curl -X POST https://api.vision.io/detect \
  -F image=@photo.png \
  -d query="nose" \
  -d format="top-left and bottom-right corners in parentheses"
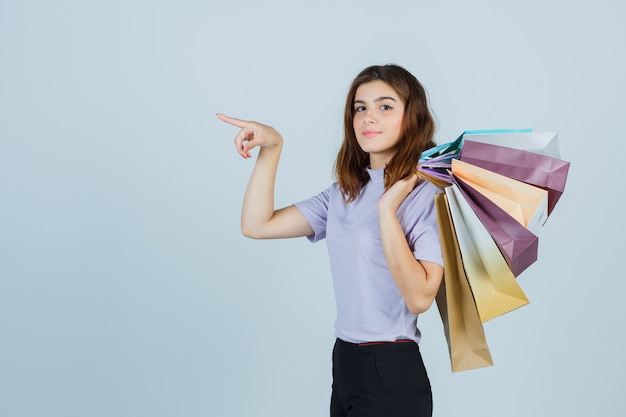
top-left (363, 110), bottom-right (376, 124)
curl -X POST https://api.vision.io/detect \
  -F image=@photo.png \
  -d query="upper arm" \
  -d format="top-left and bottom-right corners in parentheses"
top-left (409, 260), bottom-right (444, 314)
top-left (242, 205), bottom-right (314, 239)
top-left (419, 260), bottom-right (444, 294)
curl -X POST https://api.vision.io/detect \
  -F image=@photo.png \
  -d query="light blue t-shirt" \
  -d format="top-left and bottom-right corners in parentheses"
top-left (295, 168), bottom-right (443, 344)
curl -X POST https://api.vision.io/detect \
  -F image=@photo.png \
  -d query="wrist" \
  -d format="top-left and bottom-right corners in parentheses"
top-left (259, 137), bottom-right (283, 153)
top-left (378, 204), bottom-right (399, 219)
top-left (265, 134), bottom-right (284, 148)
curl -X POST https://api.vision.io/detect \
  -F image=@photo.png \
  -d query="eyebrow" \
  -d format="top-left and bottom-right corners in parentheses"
top-left (354, 96), bottom-right (397, 104)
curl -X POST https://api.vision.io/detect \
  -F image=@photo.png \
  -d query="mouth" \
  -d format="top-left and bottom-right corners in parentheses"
top-left (362, 130), bottom-right (381, 138)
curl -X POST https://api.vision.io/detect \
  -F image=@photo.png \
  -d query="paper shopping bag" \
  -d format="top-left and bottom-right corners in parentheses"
top-left (434, 193), bottom-right (493, 372)
top-left (451, 174), bottom-right (539, 277)
top-left (460, 140), bottom-right (570, 215)
top-left (462, 130), bottom-right (561, 158)
top-left (444, 184), bottom-right (529, 322)
top-left (451, 159), bottom-right (549, 235)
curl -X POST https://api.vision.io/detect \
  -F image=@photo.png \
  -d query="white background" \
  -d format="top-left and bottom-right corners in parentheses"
top-left (1, 1), bottom-right (624, 416)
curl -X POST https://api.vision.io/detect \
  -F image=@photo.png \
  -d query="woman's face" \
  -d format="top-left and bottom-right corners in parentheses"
top-left (352, 80), bottom-right (405, 170)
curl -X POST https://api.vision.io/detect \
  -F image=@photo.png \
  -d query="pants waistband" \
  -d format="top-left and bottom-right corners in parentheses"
top-left (334, 338), bottom-right (418, 354)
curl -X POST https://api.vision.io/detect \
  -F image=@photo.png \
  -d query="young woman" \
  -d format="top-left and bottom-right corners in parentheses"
top-left (217, 64), bottom-right (444, 417)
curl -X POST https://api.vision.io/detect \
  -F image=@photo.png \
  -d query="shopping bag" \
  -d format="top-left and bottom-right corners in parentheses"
top-left (451, 159), bottom-right (549, 235)
top-left (434, 193), bottom-right (493, 372)
top-left (460, 140), bottom-right (570, 215)
top-left (451, 174), bottom-right (538, 277)
top-left (462, 129), bottom-right (561, 158)
top-left (417, 134), bottom-right (464, 188)
top-left (444, 184), bottom-right (529, 322)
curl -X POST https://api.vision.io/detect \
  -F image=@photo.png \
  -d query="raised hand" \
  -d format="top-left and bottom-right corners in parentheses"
top-left (378, 174), bottom-right (419, 214)
top-left (216, 113), bottom-right (283, 159)
top-left (215, 113), bottom-right (312, 239)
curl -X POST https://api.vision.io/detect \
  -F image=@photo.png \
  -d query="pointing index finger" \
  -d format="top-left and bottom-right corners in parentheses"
top-left (216, 113), bottom-right (250, 129)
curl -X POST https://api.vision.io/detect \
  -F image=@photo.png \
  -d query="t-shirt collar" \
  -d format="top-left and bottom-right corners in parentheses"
top-left (366, 167), bottom-right (385, 183)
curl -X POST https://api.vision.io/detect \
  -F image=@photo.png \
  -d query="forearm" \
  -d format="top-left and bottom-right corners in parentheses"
top-left (241, 142), bottom-right (283, 237)
top-left (378, 210), bottom-right (440, 314)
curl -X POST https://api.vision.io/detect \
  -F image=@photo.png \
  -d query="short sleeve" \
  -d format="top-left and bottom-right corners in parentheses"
top-left (294, 185), bottom-right (333, 242)
top-left (398, 181), bottom-right (444, 267)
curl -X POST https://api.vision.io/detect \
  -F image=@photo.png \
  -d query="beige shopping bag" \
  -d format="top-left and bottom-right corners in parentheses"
top-left (451, 159), bottom-right (548, 235)
top-left (434, 193), bottom-right (493, 372)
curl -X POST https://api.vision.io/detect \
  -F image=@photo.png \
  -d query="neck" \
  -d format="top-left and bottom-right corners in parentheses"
top-left (369, 154), bottom-right (390, 170)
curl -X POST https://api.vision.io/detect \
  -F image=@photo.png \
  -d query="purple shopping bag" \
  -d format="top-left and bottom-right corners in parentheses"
top-left (460, 140), bottom-right (570, 215)
top-left (451, 175), bottom-right (539, 277)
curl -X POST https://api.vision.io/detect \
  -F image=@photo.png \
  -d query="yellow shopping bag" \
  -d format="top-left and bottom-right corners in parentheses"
top-left (444, 184), bottom-right (529, 322)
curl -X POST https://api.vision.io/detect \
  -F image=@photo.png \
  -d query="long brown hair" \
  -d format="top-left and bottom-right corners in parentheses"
top-left (334, 64), bottom-right (436, 202)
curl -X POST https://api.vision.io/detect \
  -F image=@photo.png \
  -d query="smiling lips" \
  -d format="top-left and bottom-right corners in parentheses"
top-left (362, 130), bottom-right (381, 138)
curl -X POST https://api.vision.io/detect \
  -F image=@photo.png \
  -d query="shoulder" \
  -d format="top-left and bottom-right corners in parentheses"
top-left (406, 179), bottom-right (442, 204)
top-left (319, 182), bottom-right (342, 200)
top-left (396, 179), bottom-right (442, 222)
top-left (295, 182), bottom-right (341, 209)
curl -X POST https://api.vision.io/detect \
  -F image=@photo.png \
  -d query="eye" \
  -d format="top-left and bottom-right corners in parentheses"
top-left (380, 104), bottom-right (393, 110)
top-left (354, 105), bottom-right (366, 112)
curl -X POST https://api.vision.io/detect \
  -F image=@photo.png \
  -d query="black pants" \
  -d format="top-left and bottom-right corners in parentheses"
top-left (330, 338), bottom-right (432, 417)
